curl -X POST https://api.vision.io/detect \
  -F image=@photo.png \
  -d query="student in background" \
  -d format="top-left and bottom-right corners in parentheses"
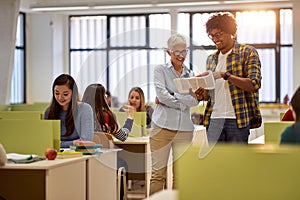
top-left (82, 83), bottom-right (134, 200)
top-left (44, 74), bottom-right (94, 148)
top-left (105, 90), bottom-right (112, 107)
top-left (82, 83), bottom-right (135, 141)
top-left (120, 87), bottom-right (154, 128)
top-left (280, 86), bottom-right (300, 144)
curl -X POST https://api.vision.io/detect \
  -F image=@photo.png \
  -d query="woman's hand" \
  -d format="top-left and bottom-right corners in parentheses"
top-left (122, 104), bottom-right (135, 119)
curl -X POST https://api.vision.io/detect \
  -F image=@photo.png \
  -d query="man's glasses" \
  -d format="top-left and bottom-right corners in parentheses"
top-left (170, 49), bottom-right (189, 56)
top-left (208, 31), bottom-right (224, 40)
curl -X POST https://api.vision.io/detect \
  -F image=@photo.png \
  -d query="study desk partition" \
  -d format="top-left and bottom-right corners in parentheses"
top-left (0, 150), bottom-right (118, 200)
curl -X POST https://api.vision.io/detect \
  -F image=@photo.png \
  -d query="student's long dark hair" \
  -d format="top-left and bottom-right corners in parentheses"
top-left (47, 74), bottom-right (79, 136)
top-left (82, 84), bottom-right (119, 134)
top-left (291, 86), bottom-right (300, 121)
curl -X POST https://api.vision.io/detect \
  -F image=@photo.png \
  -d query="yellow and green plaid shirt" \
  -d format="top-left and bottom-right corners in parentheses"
top-left (203, 42), bottom-right (262, 128)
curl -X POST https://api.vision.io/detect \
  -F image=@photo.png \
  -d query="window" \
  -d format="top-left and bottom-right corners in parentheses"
top-left (70, 14), bottom-right (171, 106)
top-left (70, 8), bottom-right (293, 104)
top-left (11, 13), bottom-right (26, 104)
top-left (180, 9), bottom-right (293, 103)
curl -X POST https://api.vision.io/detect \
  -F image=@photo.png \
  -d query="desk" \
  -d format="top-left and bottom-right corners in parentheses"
top-left (114, 137), bottom-right (150, 197)
top-left (0, 157), bottom-right (87, 200)
top-left (87, 149), bottom-right (118, 200)
top-left (0, 150), bottom-right (118, 200)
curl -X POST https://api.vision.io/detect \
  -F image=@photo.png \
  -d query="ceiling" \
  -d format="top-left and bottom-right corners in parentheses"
top-left (20, 0), bottom-right (292, 14)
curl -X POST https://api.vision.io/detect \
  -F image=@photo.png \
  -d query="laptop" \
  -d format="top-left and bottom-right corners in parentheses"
top-left (114, 112), bottom-right (146, 137)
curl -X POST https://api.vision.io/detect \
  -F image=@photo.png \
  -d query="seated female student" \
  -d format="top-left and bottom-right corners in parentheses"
top-left (280, 86), bottom-right (300, 144)
top-left (120, 87), bottom-right (154, 129)
top-left (82, 83), bottom-right (135, 141)
top-left (44, 74), bottom-right (94, 148)
top-left (82, 83), bottom-right (134, 200)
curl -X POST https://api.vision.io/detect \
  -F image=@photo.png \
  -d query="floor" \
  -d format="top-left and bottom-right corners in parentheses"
top-left (127, 180), bottom-right (147, 200)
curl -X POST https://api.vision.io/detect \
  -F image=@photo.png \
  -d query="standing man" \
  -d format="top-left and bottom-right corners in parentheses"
top-left (150, 33), bottom-right (201, 195)
top-left (197, 12), bottom-right (262, 144)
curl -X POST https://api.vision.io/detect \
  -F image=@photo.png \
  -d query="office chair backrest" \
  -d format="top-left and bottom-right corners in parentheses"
top-left (93, 132), bottom-right (114, 149)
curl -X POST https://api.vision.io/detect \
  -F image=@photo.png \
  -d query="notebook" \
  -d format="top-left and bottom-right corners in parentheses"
top-left (114, 112), bottom-right (146, 137)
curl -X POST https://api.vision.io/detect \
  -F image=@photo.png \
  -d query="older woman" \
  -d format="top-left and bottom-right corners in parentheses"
top-left (149, 33), bottom-right (201, 195)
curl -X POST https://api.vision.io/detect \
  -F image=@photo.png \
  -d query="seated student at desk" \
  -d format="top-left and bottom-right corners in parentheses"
top-left (82, 83), bottom-right (135, 141)
top-left (82, 83), bottom-right (135, 200)
top-left (119, 87), bottom-right (154, 129)
top-left (44, 74), bottom-right (94, 148)
top-left (280, 86), bottom-right (300, 144)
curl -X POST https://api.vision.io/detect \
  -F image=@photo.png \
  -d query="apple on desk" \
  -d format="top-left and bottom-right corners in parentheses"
top-left (45, 148), bottom-right (57, 160)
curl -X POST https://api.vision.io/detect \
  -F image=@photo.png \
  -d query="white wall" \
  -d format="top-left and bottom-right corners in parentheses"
top-left (26, 13), bottom-right (68, 103)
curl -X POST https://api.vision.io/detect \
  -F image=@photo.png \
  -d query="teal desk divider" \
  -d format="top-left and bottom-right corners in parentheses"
top-left (0, 119), bottom-right (60, 156)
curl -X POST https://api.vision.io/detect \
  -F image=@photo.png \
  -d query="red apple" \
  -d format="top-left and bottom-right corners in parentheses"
top-left (45, 148), bottom-right (57, 160)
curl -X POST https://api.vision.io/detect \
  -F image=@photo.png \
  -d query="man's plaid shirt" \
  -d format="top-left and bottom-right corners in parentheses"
top-left (203, 42), bottom-right (262, 129)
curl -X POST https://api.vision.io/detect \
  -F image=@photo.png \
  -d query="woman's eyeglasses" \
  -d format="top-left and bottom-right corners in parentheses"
top-left (170, 49), bottom-right (189, 56)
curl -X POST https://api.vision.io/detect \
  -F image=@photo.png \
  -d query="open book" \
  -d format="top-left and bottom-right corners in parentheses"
top-left (173, 71), bottom-right (215, 93)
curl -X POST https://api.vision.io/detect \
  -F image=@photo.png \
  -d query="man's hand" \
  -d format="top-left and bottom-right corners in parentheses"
top-left (194, 87), bottom-right (209, 101)
top-left (212, 72), bottom-right (224, 79)
top-left (190, 88), bottom-right (204, 101)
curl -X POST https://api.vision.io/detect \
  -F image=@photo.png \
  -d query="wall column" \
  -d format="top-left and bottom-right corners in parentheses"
top-left (0, 0), bottom-right (20, 104)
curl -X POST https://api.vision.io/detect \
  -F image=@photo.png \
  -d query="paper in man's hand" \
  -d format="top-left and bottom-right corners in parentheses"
top-left (173, 71), bottom-right (215, 93)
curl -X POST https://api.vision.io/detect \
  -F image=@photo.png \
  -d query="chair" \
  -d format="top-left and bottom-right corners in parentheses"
top-left (93, 132), bottom-right (114, 149)
top-left (93, 132), bottom-right (128, 200)
top-left (117, 167), bottom-right (128, 200)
